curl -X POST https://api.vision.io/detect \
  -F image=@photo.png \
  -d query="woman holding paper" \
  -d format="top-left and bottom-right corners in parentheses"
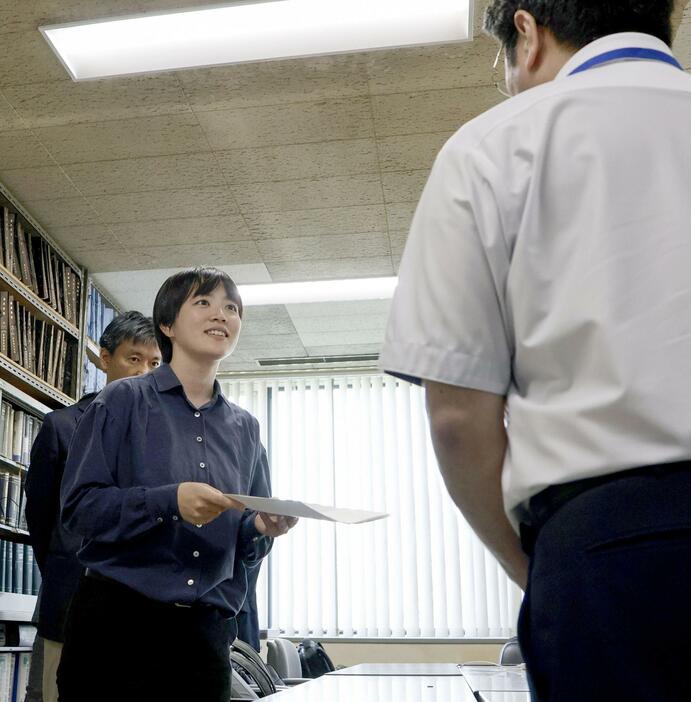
top-left (58, 267), bottom-right (297, 702)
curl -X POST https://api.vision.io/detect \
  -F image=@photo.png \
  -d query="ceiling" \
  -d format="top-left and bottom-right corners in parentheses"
top-left (0, 0), bottom-right (689, 373)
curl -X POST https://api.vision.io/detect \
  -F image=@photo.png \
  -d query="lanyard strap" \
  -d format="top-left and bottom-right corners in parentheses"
top-left (569, 47), bottom-right (683, 76)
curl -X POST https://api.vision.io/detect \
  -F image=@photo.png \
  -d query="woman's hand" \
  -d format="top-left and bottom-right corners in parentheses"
top-left (254, 512), bottom-right (298, 537)
top-left (177, 482), bottom-right (243, 525)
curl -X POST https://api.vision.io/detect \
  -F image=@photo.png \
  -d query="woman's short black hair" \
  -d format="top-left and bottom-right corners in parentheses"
top-left (99, 310), bottom-right (157, 354)
top-left (153, 266), bottom-right (243, 363)
top-left (484, 1), bottom-right (674, 62)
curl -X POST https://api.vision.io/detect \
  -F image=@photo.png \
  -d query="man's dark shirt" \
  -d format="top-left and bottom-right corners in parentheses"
top-left (60, 364), bottom-right (273, 617)
top-left (25, 392), bottom-right (97, 641)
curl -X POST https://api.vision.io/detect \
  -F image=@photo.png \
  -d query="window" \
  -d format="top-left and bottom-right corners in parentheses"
top-left (222, 373), bottom-right (522, 639)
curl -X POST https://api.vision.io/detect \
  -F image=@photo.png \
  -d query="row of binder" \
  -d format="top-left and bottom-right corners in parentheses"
top-left (0, 472), bottom-right (27, 533)
top-left (0, 292), bottom-right (75, 393)
top-left (85, 284), bottom-right (116, 346)
top-left (0, 650), bottom-right (31, 702)
top-left (83, 284), bottom-right (115, 394)
top-left (0, 542), bottom-right (37, 597)
top-left (0, 405), bottom-right (40, 470)
top-left (0, 207), bottom-right (80, 328)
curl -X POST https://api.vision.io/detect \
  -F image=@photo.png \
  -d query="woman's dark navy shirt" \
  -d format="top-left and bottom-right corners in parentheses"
top-left (60, 364), bottom-right (272, 617)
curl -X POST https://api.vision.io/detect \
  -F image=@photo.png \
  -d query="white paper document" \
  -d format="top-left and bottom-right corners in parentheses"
top-left (226, 494), bottom-right (388, 524)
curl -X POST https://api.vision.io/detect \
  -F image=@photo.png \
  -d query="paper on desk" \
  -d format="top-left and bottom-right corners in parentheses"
top-left (225, 494), bottom-right (388, 524)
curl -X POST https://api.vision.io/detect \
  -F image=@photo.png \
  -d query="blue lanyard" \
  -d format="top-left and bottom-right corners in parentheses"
top-left (569, 47), bottom-right (683, 76)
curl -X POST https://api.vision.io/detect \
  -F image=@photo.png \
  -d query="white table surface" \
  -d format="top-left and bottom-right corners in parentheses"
top-left (329, 663), bottom-right (463, 676)
top-left (261, 673), bottom-right (477, 701)
top-left (460, 665), bottom-right (530, 692)
top-left (478, 692), bottom-right (532, 702)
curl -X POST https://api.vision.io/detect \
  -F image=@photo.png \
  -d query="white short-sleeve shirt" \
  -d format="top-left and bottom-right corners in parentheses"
top-left (380, 33), bottom-right (691, 526)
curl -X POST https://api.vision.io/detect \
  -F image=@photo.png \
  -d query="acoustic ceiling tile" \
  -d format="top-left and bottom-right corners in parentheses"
top-left (0, 129), bottom-right (55, 169)
top-left (0, 165), bottom-right (81, 200)
top-left (63, 153), bottom-right (226, 196)
top-left (377, 132), bottom-right (449, 173)
top-left (25, 196), bottom-right (101, 228)
top-left (1, 74), bottom-right (192, 129)
top-left (0, 30), bottom-right (68, 87)
top-left (257, 231), bottom-right (390, 263)
top-left (216, 138), bottom-right (379, 185)
top-left (179, 53), bottom-right (369, 112)
top-left (244, 205), bottom-right (387, 240)
top-left (34, 113), bottom-right (211, 164)
top-left (104, 215), bottom-right (252, 248)
top-left (195, 97), bottom-right (374, 150)
top-left (381, 170), bottom-right (430, 204)
top-left (88, 186), bottom-right (239, 223)
top-left (266, 256), bottom-right (394, 282)
top-left (366, 36), bottom-right (498, 95)
top-left (372, 86), bottom-right (500, 137)
top-left (233, 174), bottom-right (383, 214)
top-left (385, 202), bottom-right (417, 231)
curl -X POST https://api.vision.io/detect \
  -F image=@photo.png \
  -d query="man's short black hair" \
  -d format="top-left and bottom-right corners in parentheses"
top-left (484, 1), bottom-right (674, 61)
top-left (99, 310), bottom-right (157, 354)
top-left (153, 266), bottom-right (243, 364)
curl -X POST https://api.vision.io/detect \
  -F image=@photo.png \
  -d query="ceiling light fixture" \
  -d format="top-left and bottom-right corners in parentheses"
top-left (40, 0), bottom-right (473, 81)
top-left (238, 276), bottom-right (398, 306)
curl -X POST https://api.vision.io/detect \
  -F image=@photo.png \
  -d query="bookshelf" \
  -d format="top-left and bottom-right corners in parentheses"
top-left (82, 281), bottom-right (120, 395)
top-left (84, 337), bottom-right (100, 369)
top-left (0, 613), bottom-right (35, 700)
top-left (0, 183), bottom-right (84, 410)
top-left (0, 180), bottom-right (82, 641)
top-left (0, 594), bottom-right (36, 625)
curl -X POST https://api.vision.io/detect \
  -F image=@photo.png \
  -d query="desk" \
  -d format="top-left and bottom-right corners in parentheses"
top-left (461, 665), bottom-right (530, 693)
top-left (329, 663), bottom-right (462, 676)
top-left (478, 693), bottom-right (531, 702)
top-left (262, 674), bottom-right (477, 701)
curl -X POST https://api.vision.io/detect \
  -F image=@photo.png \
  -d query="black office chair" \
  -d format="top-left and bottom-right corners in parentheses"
top-left (499, 637), bottom-right (524, 665)
top-left (231, 638), bottom-right (305, 698)
top-left (230, 649), bottom-right (276, 698)
top-left (266, 638), bottom-right (311, 685)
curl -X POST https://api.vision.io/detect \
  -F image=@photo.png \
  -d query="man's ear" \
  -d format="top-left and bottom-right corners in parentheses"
top-left (99, 348), bottom-right (111, 372)
top-left (159, 323), bottom-right (173, 339)
top-left (514, 9), bottom-right (543, 72)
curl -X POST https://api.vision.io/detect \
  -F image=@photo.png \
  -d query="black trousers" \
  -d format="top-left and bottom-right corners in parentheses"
top-left (57, 574), bottom-right (237, 702)
top-left (518, 463), bottom-right (691, 702)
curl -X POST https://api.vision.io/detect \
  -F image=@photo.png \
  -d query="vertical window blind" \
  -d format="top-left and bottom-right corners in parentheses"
top-left (222, 374), bottom-right (522, 639)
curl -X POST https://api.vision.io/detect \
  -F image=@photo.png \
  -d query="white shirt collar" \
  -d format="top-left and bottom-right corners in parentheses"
top-left (556, 32), bottom-right (674, 80)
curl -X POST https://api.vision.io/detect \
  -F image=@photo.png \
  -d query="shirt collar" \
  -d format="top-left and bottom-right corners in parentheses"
top-left (556, 32), bottom-right (674, 80)
top-left (152, 363), bottom-right (181, 392)
top-left (76, 392), bottom-right (99, 412)
top-left (152, 363), bottom-right (223, 407)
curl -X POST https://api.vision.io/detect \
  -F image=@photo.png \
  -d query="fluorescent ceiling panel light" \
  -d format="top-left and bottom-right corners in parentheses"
top-left (40, 0), bottom-right (473, 81)
top-left (238, 277), bottom-right (398, 306)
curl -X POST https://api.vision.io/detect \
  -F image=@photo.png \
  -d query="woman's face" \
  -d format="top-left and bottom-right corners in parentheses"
top-left (163, 283), bottom-right (242, 363)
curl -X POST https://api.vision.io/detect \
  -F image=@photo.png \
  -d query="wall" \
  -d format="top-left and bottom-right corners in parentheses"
top-left (260, 641), bottom-right (504, 668)
top-left (322, 642), bottom-right (503, 667)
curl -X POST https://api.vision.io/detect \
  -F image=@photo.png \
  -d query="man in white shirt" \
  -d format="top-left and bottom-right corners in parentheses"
top-left (380, 1), bottom-right (691, 699)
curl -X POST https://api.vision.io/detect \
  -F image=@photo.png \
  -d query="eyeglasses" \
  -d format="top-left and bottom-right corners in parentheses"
top-left (492, 44), bottom-right (512, 99)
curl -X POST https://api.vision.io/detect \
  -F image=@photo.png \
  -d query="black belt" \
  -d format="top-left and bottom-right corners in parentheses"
top-left (84, 567), bottom-right (114, 584)
top-left (84, 568), bottom-right (202, 610)
top-left (520, 460), bottom-right (691, 555)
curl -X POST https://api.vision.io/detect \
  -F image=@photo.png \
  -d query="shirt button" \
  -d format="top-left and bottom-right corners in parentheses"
top-left (193, 551), bottom-right (200, 558)
top-left (187, 579), bottom-right (194, 586)
top-left (194, 411), bottom-right (201, 418)
top-left (156, 517), bottom-right (163, 523)
top-left (172, 515), bottom-right (179, 521)
top-left (196, 436), bottom-right (203, 442)
top-left (199, 462), bottom-right (206, 469)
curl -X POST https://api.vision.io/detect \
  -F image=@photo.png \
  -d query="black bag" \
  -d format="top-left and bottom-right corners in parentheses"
top-left (297, 638), bottom-right (336, 678)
